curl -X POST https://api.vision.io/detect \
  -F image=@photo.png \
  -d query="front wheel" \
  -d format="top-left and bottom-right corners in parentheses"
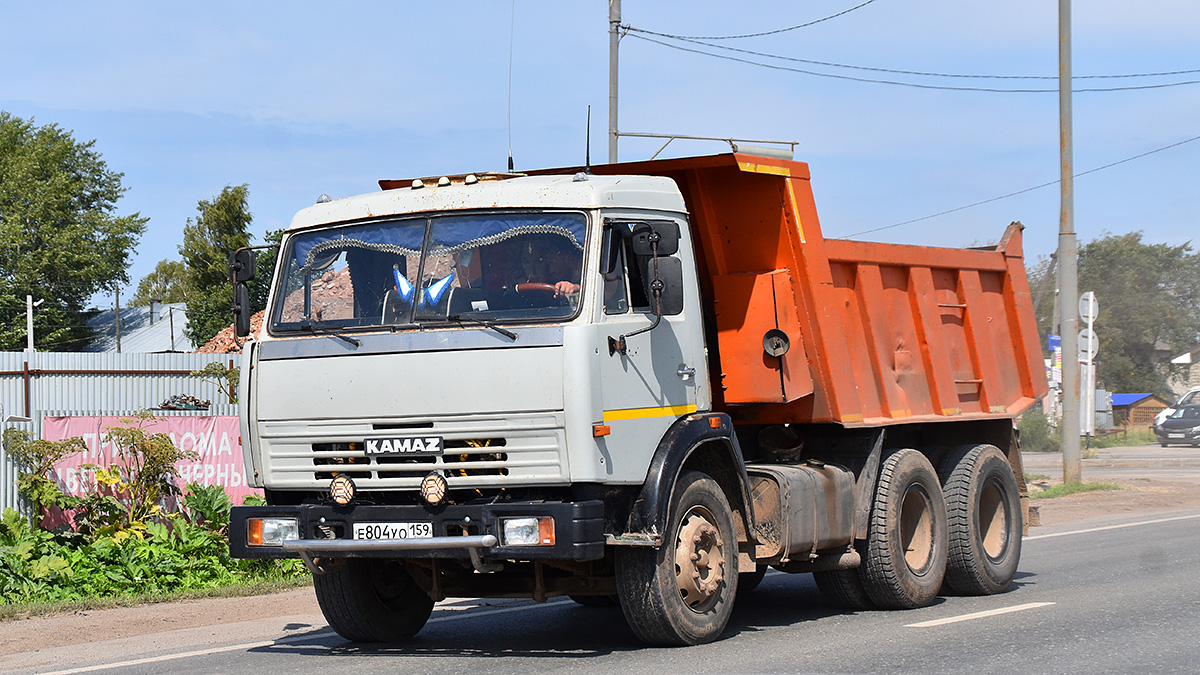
top-left (313, 559), bottom-right (434, 642)
top-left (616, 471), bottom-right (739, 646)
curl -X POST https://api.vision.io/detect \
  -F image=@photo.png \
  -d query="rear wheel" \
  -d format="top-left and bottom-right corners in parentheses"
top-left (859, 449), bottom-right (948, 609)
top-left (737, 564), bottom-right (768, 596)
top-left (313, 559), bottom-right (434, 642)
top-left (616, 471), bottom-right (739, 646)
top-left (812, 563), bottom-right (875, 610)
top-left (939, 444), bottom-right (1023, 595)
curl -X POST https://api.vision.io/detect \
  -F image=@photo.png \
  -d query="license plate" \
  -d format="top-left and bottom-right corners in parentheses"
top-left (1168, 433), bottom-right (1186, 438)
top-left (365, 436), bottom-right (444, 455)
top-left (353, 522), bottom-right (434, 540)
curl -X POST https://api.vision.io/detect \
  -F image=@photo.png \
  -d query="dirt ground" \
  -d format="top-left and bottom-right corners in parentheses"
top-left (3, 475), bottom-right (1200, 658)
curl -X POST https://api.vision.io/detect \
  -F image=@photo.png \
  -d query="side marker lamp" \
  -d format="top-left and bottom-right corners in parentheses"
top-left (501, 517), bottom-right (555, 546)
top-left (247, 517), bottom-right (299, 547)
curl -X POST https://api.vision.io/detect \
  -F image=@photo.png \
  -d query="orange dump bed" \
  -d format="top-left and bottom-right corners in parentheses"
top-left (587, 153), bottom-right (1048, 427)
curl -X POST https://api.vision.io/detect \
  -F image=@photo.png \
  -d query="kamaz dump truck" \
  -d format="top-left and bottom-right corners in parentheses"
top-left (228, 152), bottom-right (1047, 646)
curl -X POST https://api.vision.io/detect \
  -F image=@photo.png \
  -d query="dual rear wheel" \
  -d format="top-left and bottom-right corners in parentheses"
top-left (817, 444), bottom-right (1022, 610)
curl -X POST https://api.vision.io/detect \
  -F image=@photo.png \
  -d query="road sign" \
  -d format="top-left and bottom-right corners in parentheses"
top-left (1078, 327), bottom-right (1098, 360)
top-left (1079, 291), bottom-right (1098, 322)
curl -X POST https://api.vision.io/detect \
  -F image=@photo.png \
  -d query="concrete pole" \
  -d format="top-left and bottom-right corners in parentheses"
top-left (608, 0), bottom-right (620, 163)
top-left (25, 295), bottom-right (34, 352)
top-left (1058, 0), bottom-right (1082, 483)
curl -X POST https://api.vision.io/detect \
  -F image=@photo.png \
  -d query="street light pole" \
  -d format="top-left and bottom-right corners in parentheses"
top-left (1058, 0), bottom-right (1082, 483)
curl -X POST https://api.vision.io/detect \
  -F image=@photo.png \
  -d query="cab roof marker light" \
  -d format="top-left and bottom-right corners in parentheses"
top-left (465, 174), bottom-right (479, 185)
top-left (438, 176), bottom-right (451, 187)
top-left (411, 179), bottom-right (425, 190)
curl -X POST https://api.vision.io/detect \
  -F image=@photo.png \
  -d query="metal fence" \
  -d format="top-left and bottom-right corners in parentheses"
top-left (0, 351), bottom-right (241, 514)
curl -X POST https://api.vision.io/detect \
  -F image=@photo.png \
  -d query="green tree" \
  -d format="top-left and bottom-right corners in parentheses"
top-left (131, 259), bottom-right (187, 305)
top-left (0, 112), bottom-right (147, 350)
top-left (1029, 231), bottom-right (1200, 396)
top-left (180, 185), bottom-right (252, 346)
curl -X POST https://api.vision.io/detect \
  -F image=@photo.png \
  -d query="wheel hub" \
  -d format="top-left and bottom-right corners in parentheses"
top-left (674, 508), bottom-right (725, 608)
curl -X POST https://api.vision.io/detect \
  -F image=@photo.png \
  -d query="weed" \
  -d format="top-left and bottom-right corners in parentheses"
top-left (1029, 481), bottom-right (1123, 499)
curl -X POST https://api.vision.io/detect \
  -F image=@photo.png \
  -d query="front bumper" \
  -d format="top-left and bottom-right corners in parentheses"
top-left (1155, 427), bottom-right (1200, 443)
top-left (229, 500), bottom-right (605, 561)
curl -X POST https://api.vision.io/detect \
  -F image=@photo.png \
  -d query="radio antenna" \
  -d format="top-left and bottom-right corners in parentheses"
top-left (585, 105), bottom-right (592, 172)
top-left (507, 0), bottom-right (516, 172)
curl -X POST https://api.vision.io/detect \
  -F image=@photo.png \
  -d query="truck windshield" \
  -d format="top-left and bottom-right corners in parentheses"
top-left (271, 212), bottom-right (587, 332)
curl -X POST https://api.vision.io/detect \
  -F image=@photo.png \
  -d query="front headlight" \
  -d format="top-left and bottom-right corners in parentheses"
top-left (247, 517), bottom-right (299, 546)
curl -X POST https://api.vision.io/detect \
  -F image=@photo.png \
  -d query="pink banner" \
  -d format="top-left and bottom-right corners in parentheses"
top-left (42, 415), bottom-right (261, 503)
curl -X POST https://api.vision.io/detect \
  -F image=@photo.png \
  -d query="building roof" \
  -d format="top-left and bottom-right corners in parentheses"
top-left (85, 302), bottom-right (194, 353)
top-left (1111, 393), bottom-right (1166, 407)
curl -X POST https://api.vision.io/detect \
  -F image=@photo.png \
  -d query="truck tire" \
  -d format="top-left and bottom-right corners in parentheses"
top-left (812, 561), bottom-right (875, 610)
top-left (615, 471), bottom-right (739, 646)
top-left (313, 559), bottom-right (434, 642)
top-left (938, 443), bottom-right (1023, 595)
top-left (737, 564), bottom-right (768, 596)
top-left (859, 449), bottom-right (948, 609)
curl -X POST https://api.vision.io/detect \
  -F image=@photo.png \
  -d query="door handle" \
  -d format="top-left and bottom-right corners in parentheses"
top-left (677, 365), bottom-right (695, 381)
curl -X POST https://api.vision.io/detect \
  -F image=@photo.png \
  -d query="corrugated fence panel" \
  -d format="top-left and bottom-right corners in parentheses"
top-left (0, 351), bottom-right (242, 514)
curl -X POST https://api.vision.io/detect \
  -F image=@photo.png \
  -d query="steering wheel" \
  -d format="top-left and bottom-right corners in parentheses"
top-left (514, 282), bottom-right (559, 294)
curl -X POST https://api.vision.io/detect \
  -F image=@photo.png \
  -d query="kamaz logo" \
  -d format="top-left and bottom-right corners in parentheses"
top-left (365, 437), bottom-right (444, 455)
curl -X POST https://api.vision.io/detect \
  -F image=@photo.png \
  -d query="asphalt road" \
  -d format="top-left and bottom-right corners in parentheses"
top-left (6, 508), bottom-right (1200, 675)
top-left (1022, 443), bottom-right (1200, 483)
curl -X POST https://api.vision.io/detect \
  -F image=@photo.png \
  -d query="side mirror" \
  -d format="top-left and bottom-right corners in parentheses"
top-left (629, 221), bottom-right (680, 257)
top-left (233, 282), bottom-right (253, 337)
top-left (230, 248), bottom-right (257, 283)
top-left (643, 256), bottom-right (684, 315)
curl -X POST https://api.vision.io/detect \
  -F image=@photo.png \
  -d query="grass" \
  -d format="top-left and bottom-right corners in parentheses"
top-left (1029, 480), bottom-right (1123, 500)
top-left (0, 577), bottom-right (313, 622)
top-left (1086, 429), bottom-right (1157, 449)
top-left (1024, 472), bottom-right (1052, 482)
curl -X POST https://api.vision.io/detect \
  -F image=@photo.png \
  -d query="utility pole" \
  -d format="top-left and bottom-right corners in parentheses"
top-left (608, 0), bottom-right (620, 163)
top-left (25, 295), bottom-right (43, 352)
top-left (1058, 0), bottom-right (1082, 483)
top-left (114, 285), bottom-right (123, 354)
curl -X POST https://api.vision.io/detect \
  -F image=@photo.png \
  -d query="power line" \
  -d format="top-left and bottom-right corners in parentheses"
top-left (845, 133), bottom-right (1200, 238)
top-left (627, 34), bottom-right (1200, 93)
top-left (634, 32), bottom-right (1200, 82)
top-left (626, 0), bottom-right (882, 40)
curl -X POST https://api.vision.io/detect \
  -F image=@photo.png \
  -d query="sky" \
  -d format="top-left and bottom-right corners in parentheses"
top-left (1, 1), bottom-right (1197, 310)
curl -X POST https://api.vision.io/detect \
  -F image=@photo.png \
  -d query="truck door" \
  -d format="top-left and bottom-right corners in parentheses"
top-left (596, 218), bottom-right (708, 483)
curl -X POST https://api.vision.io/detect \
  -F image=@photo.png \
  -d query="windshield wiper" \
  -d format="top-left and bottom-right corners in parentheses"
top-left (300, 322), bottom-right (362, 347)
top-left (447, 314), bottom-right (518, 341)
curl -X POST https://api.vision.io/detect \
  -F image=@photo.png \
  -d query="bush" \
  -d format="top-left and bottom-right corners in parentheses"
top-left (1018, 408), bottom-right (1060, 453)
top-left (0, 410), bottom-right (306, 607)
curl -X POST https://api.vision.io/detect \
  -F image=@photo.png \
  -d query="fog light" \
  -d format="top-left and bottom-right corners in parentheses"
top-left (330, 475), bottom-right (356, 505)
top-left (420, 472), bottom-right (449, 506)
top-left (247, 517), bottom-right (299, 547)
top-left (501, 517), bottom-right (555, 546)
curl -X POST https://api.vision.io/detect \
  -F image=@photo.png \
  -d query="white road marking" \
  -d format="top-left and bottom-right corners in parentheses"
top-left (31, 632), bottom-right (326, 675)
top-left (33, 599), bottom-right (572, 674)
top-left (1025, 512), bottom-right (1200, 541)
top-left (905, 602), bottom-right (1055, 628)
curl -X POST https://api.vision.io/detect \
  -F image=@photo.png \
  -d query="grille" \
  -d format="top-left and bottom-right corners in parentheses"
top-left (258, 415), bottom-right (569, 488)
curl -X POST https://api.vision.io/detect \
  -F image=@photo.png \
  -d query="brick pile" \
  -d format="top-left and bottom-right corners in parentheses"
top-left (197, 310), bottom-right (265, 354)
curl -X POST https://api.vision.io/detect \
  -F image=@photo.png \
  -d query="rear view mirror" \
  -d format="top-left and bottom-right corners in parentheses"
top-left (643, 256), bottom-right (684, 316)
top-left (230, 248), bottom-right (257, 283)
top-left (233, 283), bottom-right (252, 337)
top-left (629, 221), bottom-right (680, 257)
